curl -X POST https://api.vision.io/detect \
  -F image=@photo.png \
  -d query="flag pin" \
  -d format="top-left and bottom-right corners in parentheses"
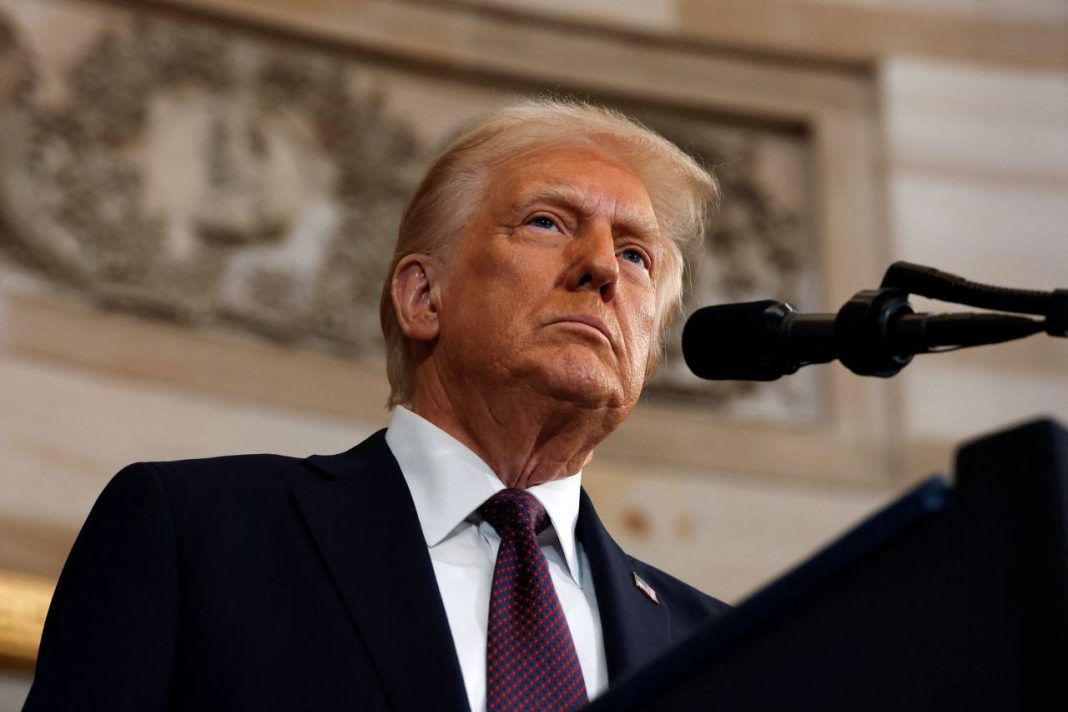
top-left (632, 572), bottom-right (660, 605)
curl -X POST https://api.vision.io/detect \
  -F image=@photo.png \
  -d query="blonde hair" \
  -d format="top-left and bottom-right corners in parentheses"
top-left (380, 98), bottom-right (719, 408)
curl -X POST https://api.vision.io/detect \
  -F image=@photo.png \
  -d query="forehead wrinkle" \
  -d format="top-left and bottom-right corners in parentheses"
top-left (512, 183), bottom-right (661, 240)
top-left (511, 183), bottom-right (596, 216)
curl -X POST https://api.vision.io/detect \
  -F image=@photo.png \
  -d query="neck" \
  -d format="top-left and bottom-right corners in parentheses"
top-left (410, 374), bottom-right (624, 490)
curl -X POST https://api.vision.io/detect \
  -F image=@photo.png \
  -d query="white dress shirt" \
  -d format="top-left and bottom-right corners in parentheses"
top-left (385, 406), bottom-right (608, 711)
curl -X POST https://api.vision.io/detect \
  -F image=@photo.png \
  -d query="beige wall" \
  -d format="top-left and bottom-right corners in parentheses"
top-left (1, 0), bottom-right (1065, 703)
top-left (883, 58), bottom-right (1068, 446)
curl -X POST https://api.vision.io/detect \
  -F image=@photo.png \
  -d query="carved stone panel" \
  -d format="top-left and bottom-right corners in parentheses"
top-left (0, 0), bottom-right (819, 423)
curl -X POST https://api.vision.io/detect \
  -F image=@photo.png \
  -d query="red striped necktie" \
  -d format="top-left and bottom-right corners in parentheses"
top-left (479, 488), bottom-right (589, 712)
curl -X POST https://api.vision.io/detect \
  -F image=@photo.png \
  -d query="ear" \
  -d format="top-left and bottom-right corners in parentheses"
top-left (391, 254), bottom-right (441, 343)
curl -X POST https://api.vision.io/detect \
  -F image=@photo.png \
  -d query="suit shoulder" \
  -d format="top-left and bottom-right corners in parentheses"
top-left (104, 452), bottom-right (345, 530)
top-left (101, 432), bottom-right (389, 521)
top-left (141, 452), bottom-right (308, 479)
top-left (130, 452), bottom-right (311, 496)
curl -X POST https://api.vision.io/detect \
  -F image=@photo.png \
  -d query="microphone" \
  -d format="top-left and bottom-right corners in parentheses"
top-left (682, 298), bottom-right (1047, 381)
top-left (682, 301), bottom-right (834, 381)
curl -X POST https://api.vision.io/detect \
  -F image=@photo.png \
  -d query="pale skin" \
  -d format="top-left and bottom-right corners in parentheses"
top-left (391, 144), bottom-right (670, 490)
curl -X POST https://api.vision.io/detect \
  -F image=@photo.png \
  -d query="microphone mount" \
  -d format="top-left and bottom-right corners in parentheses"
top-left (683, 261), bottom-right (1065, 381)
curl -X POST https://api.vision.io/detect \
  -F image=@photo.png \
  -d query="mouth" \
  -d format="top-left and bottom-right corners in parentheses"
top-left (551, 315), bottom-right (615, 346)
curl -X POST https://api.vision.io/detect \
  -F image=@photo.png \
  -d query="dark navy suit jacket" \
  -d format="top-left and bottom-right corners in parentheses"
top-left (25, 430), bottom-right (728, 711)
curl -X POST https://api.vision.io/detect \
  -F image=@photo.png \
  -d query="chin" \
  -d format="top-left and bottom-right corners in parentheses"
top-left (515, 346), bottom-right (632, 410)
top-left (535, 367), bottom-right (624, 410)
top-left (551, 385), bottom-right (618, 410)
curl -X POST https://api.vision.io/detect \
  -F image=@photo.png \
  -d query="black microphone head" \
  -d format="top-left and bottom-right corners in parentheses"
top-left (682, 300), bottom-right (798, 381)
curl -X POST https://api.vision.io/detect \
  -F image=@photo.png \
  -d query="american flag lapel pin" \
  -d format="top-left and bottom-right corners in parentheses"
top-left (632, 571), bottom-right (660, 605)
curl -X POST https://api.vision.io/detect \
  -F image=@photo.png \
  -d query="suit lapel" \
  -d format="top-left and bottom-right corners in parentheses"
top-left (577, 489), bottom-right (672, 682)
top-left (291, 431), bottom-right (469, 712)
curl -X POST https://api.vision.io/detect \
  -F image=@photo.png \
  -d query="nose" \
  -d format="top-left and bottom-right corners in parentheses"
top-left (565, 222), bottom-right (618, 301)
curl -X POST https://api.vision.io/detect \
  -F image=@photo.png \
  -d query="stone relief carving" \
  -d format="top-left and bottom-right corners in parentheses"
top-left (0, 9), bottom-right (423, 358)
top-left (0, 3), bottom-right (816, 418)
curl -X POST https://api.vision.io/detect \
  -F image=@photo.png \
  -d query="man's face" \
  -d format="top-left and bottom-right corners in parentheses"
top-left (433, 143), bottom-right (666, 416)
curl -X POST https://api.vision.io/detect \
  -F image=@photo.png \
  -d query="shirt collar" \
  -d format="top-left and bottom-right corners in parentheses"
top-left (385, 406), bottom-right (585, 585)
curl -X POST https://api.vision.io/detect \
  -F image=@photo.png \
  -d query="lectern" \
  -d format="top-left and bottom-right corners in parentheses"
top-left (591, 418), bottom-right (1068, 711)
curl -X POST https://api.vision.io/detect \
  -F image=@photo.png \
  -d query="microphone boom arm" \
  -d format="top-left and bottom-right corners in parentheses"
top-left (881, 261), bottom-right (1067, 337)
top-left (681, 261), bottom-right (1065, 382)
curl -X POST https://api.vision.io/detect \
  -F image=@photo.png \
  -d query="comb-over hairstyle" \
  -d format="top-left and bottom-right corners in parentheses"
top-left (379, 98), bottom-right (719, 408)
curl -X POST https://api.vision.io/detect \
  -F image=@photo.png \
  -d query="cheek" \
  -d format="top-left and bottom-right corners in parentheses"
top-left (624, 300), bottom-right (659, 371)
top-left (448, 253), bottom-right (541, 335)
top-left (482, 246), bottom-right (557, 314)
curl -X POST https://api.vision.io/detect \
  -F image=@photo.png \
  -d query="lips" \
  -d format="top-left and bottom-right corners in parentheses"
top-left (551, 314), bottom-right (615, 346)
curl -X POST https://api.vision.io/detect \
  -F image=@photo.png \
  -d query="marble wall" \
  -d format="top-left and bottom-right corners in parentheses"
top-left (1, 0), bottom-right (1065, 703)
top-left (883, 57), bottom-right (1068, 445)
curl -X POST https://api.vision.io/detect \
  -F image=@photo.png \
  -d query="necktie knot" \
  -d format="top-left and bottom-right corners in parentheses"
top-left (478, 488), bottom-right (550, 537)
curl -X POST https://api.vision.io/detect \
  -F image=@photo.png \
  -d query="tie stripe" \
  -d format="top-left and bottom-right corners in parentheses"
top-left (480, 489), bottom-right (588, 712)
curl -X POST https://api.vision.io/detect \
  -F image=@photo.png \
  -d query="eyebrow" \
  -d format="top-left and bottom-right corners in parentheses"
top-left (511, 184), bottom-right (662, 243)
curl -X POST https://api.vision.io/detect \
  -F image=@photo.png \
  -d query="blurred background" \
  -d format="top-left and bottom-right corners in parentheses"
top-left (0, 0), bottom-right (1065, 705)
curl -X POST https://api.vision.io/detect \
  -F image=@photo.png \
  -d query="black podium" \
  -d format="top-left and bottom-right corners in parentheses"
top-left (591, 418), bottom-right (1068, 711)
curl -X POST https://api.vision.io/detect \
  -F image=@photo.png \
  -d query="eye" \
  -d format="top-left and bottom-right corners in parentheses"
top-left (619, 247), bottom-right (650, 270)
top-left (527, 215), bottom-right (559, 231)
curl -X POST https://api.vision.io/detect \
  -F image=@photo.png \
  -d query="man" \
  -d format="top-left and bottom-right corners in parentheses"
top-left (25, 99), bottom-right (729, 711)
